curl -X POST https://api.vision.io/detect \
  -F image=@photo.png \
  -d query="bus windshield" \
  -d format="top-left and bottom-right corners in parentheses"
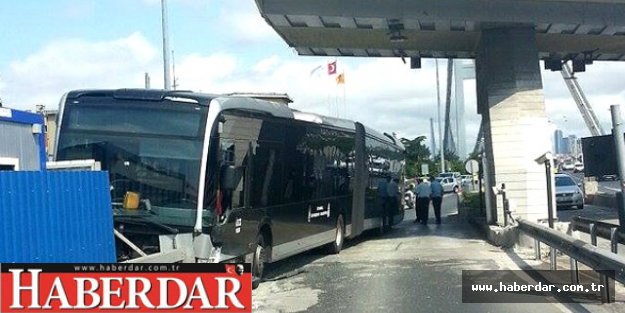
top-left (56, 99), bottom-right (209, 212)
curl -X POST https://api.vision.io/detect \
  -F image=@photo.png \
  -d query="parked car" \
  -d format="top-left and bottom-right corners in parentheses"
top-left (573, 162), bottom-right (584, 173)
top-left (439, 172), bottom-right (461, 180)
top-left (561, 162), bottom-right (575, 171)
top-left (460, 174), bottom-right (473, 185)
top-left (555, 173), bottom-right (584, 210)
top-left (435, 177), bottom-right (461, 193)
top-left (597, 174), bottom-right (618, 181)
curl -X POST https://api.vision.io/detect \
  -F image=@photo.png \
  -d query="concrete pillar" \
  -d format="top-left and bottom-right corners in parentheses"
top-left (453, 60), bottom-right (475, 159)
top-left (476, 27), bottom-right (553, 223)
top-left (453, 61), bottom-right (466, 159)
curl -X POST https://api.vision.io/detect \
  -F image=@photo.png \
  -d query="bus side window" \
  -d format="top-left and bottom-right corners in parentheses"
top-left (251, 143), bottom-right (282, 207)
top-left (219, 139), bottom-right (248, 209)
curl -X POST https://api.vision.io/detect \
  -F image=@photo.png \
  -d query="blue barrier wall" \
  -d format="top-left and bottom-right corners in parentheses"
top-left (0, 171), bottom-right (115, 262)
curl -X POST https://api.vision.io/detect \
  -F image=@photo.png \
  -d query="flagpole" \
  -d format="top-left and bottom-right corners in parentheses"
top-left (343, 71), bottom-right (346, 118)
top-left (334, 88), bottom-right (337, 117)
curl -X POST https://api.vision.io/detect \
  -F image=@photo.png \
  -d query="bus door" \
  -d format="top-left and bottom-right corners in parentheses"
top-left (215, 113), bottom-right (265, 260)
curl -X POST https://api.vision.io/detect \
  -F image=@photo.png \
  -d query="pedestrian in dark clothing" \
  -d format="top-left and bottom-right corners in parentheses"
top-left (386, 176), bottom-right (399, 230)
top-left (413, 178), bottom-right (422, 222)
top-left (414, 178), bottom-right (431, 224)
top-left (377, 176), bottom-right (389, 226)
top-left (429, 176), bottom-right (444, 224)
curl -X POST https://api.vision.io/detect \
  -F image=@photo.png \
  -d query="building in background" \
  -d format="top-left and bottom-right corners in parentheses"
top-left (567, 134), bottom-right (578, 156)
top-left (451, 60), bottom-right (475, 159)
top-left (561, 138), bottom-right (570, 156)
top-left (554, 129), bottom-right (563, 154)
top-left (0, 107), bottom-right (46, 170)
top-left (573, 138), bottom-right (583, 160)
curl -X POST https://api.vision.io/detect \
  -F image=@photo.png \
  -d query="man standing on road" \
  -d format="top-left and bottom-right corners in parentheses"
top-left (430, 176), bottom-right (444, 225)
top-left (386, 176), bottom-right (400, 230)
top-left (414, 178), bottom-right (431, 224)
top-left (413, 178), bottom-right (422, 222)
top-left (377, 175), bottom-right (389, 227)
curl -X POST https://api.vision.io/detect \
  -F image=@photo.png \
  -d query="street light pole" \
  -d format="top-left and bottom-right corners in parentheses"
top-left (161, 0), bottom-right (171, 90)
top-left (610, 105), bottom-right (625, 231)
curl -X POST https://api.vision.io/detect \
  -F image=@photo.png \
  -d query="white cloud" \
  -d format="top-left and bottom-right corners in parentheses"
top-left (3, 27), bottom-right (624, 159)
top-left (3, 32), bottom-right (160, 109)
top-left (253, 55), bottom-right (281, 74)
top-left (216, 2), bottom-right (283, 45)
top-left (173, 55), bottom-right (471, 148)
top-left (226, 12), bottom-right (279, 44)
top-left (175, 53), bottom-right (237, 91)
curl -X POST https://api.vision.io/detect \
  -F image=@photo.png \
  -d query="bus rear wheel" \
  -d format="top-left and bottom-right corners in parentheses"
top-left (326, 215), bottom-right (344, 254)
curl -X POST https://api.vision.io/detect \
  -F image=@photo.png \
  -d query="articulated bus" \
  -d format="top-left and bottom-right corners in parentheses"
top-left (54, 89), bottom-right (405, 281)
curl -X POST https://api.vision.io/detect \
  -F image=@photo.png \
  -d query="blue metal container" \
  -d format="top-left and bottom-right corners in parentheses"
top-left (0, 171), bottom-right (115, 262)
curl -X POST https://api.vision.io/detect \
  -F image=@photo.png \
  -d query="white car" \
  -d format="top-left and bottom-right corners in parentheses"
top-left (555, 173), bottom-right (584, 210)
top-left (460, 174), bottom-right (473, 185)
top-left (573, 162), bottom-right (584, 173)
top-left (435, 177), bottom-right (460, 193)
top-left (561, 162), bottom-right (575, 171)
top-left (439, 172), bottom-right (461, 180)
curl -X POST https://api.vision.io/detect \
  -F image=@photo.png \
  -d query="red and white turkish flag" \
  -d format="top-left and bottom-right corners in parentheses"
top-left (327, 61), bottom-right (337, 75)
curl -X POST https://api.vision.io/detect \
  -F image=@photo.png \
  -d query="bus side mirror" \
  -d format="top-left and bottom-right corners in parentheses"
top-left (221, 165), bottom-right (237, 190)
top-left (218, 115), bottom-right (225, 134)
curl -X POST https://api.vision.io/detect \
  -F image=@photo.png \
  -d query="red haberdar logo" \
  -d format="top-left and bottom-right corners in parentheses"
top-left (0, 264), bottom-right (252, 313)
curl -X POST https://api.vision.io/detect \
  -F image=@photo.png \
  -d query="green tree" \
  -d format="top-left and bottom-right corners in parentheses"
top-left (400, 136), bottom-right (432, 177)
top-left (431, 151), bottom-right (468, 175)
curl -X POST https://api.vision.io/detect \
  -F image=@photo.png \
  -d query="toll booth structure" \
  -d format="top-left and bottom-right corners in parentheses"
top-left (0, 107), bottom-right (46, 171)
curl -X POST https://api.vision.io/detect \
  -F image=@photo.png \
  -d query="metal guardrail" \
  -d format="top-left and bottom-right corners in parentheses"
top-left (570, 216), bottom-right (625, 252)
top-left (516, 217), bottom-right (625, 303)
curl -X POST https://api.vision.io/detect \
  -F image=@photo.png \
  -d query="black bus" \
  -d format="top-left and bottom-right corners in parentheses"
top-left (55, 89), bottom-right (405, 280)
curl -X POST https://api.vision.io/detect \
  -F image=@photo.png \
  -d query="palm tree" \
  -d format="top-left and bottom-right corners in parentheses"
top-left (400, 136), bottom-right (431, 177)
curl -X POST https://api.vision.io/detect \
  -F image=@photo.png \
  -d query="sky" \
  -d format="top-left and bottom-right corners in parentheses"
top-left (1, 0), bottom-right (625, 158)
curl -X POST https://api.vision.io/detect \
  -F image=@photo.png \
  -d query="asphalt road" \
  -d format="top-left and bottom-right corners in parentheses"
top-left (251, 195), bottom-right (579, 313)
top-left (556, 203), bottom-right (621, 225)
top-left (558, 171), bottom-right (621, 224)
top-left (566, 171), bottom-right (621, 194)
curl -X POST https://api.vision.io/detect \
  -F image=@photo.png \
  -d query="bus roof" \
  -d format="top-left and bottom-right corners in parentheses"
top-left (64, 88), bottom-right (404, 150)
top-left (291, 110), bottom-right (355, 131)
top-left (65, 89), bottom-right (218, 104)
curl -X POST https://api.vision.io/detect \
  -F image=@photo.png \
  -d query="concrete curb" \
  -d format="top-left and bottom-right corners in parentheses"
top-left (467, 215), bottom-right (518, 248)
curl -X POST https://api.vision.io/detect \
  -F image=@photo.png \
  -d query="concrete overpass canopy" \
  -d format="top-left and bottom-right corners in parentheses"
top-left (255, 0), bottom-right (625, 224)
top-left (256, 0), bottom-right (625, 61)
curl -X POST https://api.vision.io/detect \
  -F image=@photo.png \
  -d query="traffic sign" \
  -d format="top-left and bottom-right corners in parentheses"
top-left (421, 163), bottom-right (429, 175)
top-left (465, 159), bottom-right (479, 174)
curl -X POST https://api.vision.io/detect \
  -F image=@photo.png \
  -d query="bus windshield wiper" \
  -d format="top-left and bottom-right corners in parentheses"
top-left (114, 199), bottom-right (179, 234)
